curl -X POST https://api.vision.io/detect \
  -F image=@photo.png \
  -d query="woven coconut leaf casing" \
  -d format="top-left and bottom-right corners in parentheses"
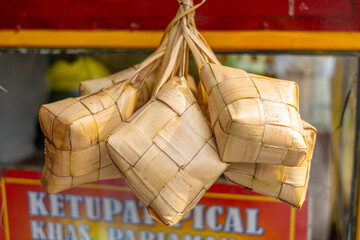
top-left (224, 121), bottom-right (316, 209)
top-left (40, 82), bottom-right (137, 193)
top-left (106, 77), bottom-right (228, 226)
top-left (200, 63), bottom-right (307, 167)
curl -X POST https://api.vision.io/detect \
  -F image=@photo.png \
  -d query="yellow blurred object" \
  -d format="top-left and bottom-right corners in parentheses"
top-left (47, 56), bottom-right (110, 92)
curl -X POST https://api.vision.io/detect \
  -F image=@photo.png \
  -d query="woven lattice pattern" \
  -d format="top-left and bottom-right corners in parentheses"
top-left (201, 63), bottom-right (307, 166)
top-left (106, 77), bottom-right (228, 226)
top-left (40, 83), bottom-right (137, 193)
top-left (224, 121), bottom-right (316, 208)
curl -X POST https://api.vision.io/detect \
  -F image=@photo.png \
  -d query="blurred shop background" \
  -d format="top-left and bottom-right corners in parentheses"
top-left (0, 52), bottom-right (357, 240)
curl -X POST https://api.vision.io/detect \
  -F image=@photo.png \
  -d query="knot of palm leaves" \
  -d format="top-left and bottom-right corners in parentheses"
top-left (178, 0), bottom-right (194, 8)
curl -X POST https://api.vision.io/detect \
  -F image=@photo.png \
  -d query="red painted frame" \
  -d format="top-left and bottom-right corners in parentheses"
top-left (1, 0), bottom-right (359, 31)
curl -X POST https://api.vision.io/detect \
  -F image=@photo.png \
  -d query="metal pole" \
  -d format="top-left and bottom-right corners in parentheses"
top-left (347, 57), bottom-right (360, 240)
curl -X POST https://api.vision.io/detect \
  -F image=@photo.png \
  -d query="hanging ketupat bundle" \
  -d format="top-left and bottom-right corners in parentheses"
top-left (195, 67), bottom-right (314, 208)
top-left (106, 1), bottom-right (228, 226)
top-left (181, 25), bottom-right (308, 167)
top-left (224, 121), bottom-right (316, 209)
top-left (106, 76), bottom-right (228, 226)
top-left (38, 0), bottom-right (315, 222)
top-left (40, 83), bottom-right (136, 193)
top-left (40, 42), bottom-right (168, 194)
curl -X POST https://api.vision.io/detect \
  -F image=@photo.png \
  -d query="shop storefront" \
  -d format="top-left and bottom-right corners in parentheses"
top-left (0, 0), bottom-right (359, 239)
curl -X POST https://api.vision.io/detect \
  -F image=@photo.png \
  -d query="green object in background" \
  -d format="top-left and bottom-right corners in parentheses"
top-left (47, 56), bottom-right (110, 92)
top-left (224, 54), bottom-right (268, 74)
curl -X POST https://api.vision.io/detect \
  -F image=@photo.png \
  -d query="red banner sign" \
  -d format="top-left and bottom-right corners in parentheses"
top-left (0, 170), bottom-right (307, 240)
